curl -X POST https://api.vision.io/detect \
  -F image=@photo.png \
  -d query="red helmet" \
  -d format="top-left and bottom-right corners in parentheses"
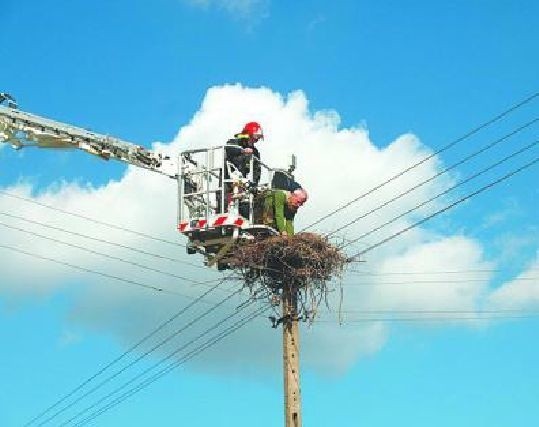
top-left (242, 122), bottom-right (264, 141)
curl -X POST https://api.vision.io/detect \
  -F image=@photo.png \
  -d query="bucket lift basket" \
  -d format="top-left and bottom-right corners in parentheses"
top-left (178, 145), bottom-right (295, 270)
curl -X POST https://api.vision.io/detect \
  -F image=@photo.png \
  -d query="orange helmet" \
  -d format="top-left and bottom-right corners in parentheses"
top-left (242, 122), bottom-right (264, 141)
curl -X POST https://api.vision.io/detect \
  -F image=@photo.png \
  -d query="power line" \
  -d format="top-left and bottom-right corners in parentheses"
top-left (0, 243), bottom-right (229, 299)
top-left (2, 204), bottom-right (239, 424)
top-left (342, 139), bottom-right (539, 251)
top-left (0, 221), bottom-right (218, 287)
top-left (24, 278), bottom-right (227, 426)
top-left (0, 211), bottom-right (209, 270)
top-left (301, 91), bottom-right (539, 231)
top-left (62, 304), bottom-right (268, 426)
top-left (318, 309), bottom-right (539, 314)
top-left (0, 243), bottom-right (166, 293)
top-left (340, 277), bottom-right (538, 286)
top-left (326, 118), bottom-right (539, 238)
top-left (346, 268), bottom-right (534, 276)
top-left (0, 190), bottom-right (187, 248)
top-left (72, 305), bottom-right (268, 427)
top-left (348, 154), bottom-right (539, 260)
top-left (37, 287), bottom-right (245, 426)
top-left (315, 314), bottom-right (539, 323)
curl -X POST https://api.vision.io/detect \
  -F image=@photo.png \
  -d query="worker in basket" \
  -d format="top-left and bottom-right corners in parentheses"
top-left (222, 121), bottom-right (264, 215)
top-left (263, 185), bottom-right (308, 236)
top-left (225, 121), bottom-right (263, 184)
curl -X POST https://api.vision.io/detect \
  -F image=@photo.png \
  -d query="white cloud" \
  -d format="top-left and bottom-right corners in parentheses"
top-left (486, 257), bottom-right (539, 310)
top-left (307, 15), bottom-right (326, 33)
top-left (492, 229), bottom-right (539, 266)
top-left (356, 237), bottom-right (492, 313)
top-left (185, 0), bottom-right (270, 21)
top-left (0, 84), bottom-right (535, 378)
top-left (481, 198), bottom-right (521, 229)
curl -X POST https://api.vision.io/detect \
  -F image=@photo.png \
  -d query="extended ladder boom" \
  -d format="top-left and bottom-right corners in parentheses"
top-left (0, 94), bottom-right (301, 272)
top-left (0, 103), bottom-right (176, 178)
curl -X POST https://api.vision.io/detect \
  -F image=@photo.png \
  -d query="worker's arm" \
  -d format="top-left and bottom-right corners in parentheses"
top-left (273, 190), bottom-right (287, 233)
top-left (225, 140), bottom-right (242, 161)
top-left (285, 218), bottom-right (294, 236)
top-left (225, 139), bottom-right (253, 176)
top-left (226, 137), bottom-right (252, 155)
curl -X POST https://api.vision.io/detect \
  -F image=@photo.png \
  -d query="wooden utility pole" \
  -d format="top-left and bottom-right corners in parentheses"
top-left (282, 283), bottom-right (302, 427)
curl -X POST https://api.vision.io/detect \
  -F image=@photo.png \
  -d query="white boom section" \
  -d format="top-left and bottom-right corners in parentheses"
top-left (0, 105), bottom-right (176, 178)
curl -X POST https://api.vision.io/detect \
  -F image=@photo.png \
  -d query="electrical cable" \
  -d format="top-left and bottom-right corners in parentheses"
top-left (24, 278), bottom-right (228, 426)
top-left (0, 211), bottom-right (209, 270)
top-left (301, 91), bottom-right (539, 232)
top-left (72, 305), bottom-right (268, 427)
top-left (0, 243), bottom-right (166, 293)
top-left (0, 190), bottom-right (187, 247)
top-left (346, 268), bottom-right (535, 276)
top-left (61, 303), bottom-right (267, 426)
top-left (0, 221), bottom-right (220, 287)
top-left (0, 211), bottom-right (280, 281)
top-left (318, 309), bottom-right (539, 314)
top-left (0, 243), bottom-right (231, 299)
top-left (340, 277), bottom-right (538, 286)
top-left (326, 118), bottom-right (539, 238)
top-left (314, 314), bottom-right (539, 324)
top-left (348, 154), bottom-right (539, 261)
top-left (341, 140), bottom-right (539, 251)
top-left (36, 287), bottom-right (245, 426)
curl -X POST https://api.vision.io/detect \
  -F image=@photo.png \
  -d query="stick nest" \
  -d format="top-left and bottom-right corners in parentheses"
top-left (230, 232), bottom-right (347, 321)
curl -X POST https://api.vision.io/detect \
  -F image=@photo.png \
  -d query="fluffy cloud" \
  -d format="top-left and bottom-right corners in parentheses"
top-left (486, 256), bottom-right (539, 310)
top-left (0, 85), bottom-right (534, 379)
top-left (186, 0), bottom-right (270, 21)
top-left (355, 237), bottom-right (492, 312)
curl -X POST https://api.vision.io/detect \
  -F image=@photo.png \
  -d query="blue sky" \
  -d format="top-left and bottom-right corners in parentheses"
top-left (1, 1), bottom-right (538, 426)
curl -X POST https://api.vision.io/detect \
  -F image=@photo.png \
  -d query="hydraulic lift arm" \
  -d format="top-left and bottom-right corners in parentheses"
top-left (0, 93), bottom-right (295, 270)
top-left (0, 95), bottom-right (176, 179)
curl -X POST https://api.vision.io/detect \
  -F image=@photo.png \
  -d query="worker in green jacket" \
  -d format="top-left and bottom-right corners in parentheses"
top-left (263, 187), bottom-right (308, 236)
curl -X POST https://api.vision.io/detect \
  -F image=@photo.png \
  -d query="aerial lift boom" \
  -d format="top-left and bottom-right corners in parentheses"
top-left (0, 94), bottom-right (296, 269)
top-left (0, 96), bottom-right (175, 178)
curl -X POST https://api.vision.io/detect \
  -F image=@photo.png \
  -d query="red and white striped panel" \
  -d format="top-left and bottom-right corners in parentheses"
top-left (178, 215), bottom-right (246, 233)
